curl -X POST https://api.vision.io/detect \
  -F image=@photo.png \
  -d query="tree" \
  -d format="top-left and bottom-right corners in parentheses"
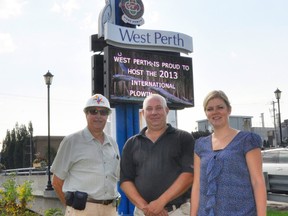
top-left (1, 130), bottom-right (13, 169)
top-left (262, 140), bottom-right (270, 149)
top-left (192, 130), bottom-right (211, 140)
top-left (1, 122), bottom-right (33, 169)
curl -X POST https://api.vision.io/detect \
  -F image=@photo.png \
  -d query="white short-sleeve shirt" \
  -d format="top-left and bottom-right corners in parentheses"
top-left (51, 127), bottom-right (120, 200)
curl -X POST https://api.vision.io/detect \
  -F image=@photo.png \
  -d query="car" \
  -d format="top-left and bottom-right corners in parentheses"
top-left (261, 147), bottom-right (288, 176)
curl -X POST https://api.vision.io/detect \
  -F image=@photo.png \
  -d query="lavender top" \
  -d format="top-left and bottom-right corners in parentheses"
top-left (195, 131), bottom-right (262, 216)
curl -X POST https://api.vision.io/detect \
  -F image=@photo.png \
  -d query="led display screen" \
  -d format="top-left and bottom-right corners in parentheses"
top-left (104, 46), bottom-right (194, 109)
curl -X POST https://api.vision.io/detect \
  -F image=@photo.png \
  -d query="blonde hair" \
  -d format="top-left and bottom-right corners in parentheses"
top-left (203, 90), bottom-right (231, 110)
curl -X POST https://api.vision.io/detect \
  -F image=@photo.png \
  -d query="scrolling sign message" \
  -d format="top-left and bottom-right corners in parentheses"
top-left (104, 46), bottom-right (194, 109)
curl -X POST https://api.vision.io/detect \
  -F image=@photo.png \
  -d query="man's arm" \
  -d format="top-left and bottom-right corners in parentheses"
top-left (52, 174), bottom-right (66, 205)
top-left (121, 181), bottom-right (169, 216)
top-left (120, 181), bottom-right (148, 211)
top-left (160, 172), bottom-right (193, 203)
top-left (147, 172), bottom-right (193, 214)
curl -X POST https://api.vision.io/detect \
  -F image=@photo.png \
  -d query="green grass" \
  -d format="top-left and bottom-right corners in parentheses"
top-left (267, 210), bottom-right (288, 215)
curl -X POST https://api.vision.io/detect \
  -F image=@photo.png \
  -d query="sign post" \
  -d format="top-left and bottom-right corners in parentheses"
top-left (114, 1), bottom-right (140, 214)
top-left (92, 0), bottom-right (193, 214)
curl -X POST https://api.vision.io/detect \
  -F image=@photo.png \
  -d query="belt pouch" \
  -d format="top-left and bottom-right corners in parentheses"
top-left (65, 191), bottom-right (74, 206)
top-left (72, 191), bottom-right (88, 210)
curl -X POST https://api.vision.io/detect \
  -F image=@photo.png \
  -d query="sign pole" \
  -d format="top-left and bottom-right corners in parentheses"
top-left (94, 1), bottom-right (193, 214)
top-left (114, 1), bottom-right (139, 215)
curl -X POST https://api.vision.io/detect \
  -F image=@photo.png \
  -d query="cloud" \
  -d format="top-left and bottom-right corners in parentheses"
top-left (229, 51), bottom-right (238, 59)
top-left (51, 0), bottom-right (80, 17)
top-left (80, 13), bottom-right (98, 30)
top-left (0, 0), bottom-right (27, 19)
top-left (0, 33), bottom-right (17, 54)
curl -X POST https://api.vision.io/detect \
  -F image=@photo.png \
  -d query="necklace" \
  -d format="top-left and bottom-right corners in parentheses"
top-left (212, 129), bottom-right (238, 150)
top-left (213, 133), bottom-right (232, 140)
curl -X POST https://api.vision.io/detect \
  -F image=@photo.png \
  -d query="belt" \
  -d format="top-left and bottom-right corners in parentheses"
top-left (87, 198), bottom-right (113, 205)
top-left (165, 203), bottom-right (182, 212)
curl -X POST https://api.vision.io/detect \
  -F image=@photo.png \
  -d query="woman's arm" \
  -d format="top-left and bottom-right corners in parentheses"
top-left (246, 148), bottom-right (267, 216)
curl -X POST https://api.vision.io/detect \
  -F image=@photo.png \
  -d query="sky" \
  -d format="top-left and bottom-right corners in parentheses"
top-left (1, 0), bottom-right (288, 145)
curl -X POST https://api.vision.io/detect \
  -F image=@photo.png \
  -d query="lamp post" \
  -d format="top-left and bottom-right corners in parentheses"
top-left (272, 101), bottom-right (279, 147)
top-left (44, 71), bottom-right (54, 191)
top-left (28, 125), bottom-right (33, 167)
top-left (274, 88), bottom-right (283, 147)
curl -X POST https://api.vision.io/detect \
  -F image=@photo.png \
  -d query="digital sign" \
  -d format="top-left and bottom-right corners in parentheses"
top-left (104, 46), bottom-right (194, 109)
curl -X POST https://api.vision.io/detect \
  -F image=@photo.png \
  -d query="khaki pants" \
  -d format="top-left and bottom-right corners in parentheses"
top-left (134, 202), bottom-right (190, 216)
top-left (65, 202), bottom-right (118, 216)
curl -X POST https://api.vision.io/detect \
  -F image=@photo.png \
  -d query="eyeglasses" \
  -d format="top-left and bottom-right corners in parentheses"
top-left (87, 109), bottom-right (110, 116)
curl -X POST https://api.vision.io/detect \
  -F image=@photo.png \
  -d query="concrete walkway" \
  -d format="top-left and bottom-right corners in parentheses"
top-left (267, 201), bottom-right (288, 211)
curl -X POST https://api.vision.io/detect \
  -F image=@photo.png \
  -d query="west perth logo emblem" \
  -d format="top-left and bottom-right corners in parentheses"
top-left (119, 0), bottom-right (145, 26)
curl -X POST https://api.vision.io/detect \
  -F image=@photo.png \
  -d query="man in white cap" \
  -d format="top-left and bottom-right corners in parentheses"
top-left (51, 94), bottom-right (120, 216)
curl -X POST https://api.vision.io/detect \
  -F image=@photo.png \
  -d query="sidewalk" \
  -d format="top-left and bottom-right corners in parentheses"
top-left (267, 201), bottom-right (288, 211)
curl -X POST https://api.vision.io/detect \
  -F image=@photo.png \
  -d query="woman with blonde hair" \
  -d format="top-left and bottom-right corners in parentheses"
top-left (190, 90), bottom-right (267, 216)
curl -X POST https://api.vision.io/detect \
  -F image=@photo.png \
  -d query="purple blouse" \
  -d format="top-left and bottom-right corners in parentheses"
top-left (195, 131), bottom-right (262, 216)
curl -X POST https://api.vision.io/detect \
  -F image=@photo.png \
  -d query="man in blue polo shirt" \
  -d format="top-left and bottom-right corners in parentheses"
top-left (120, 94), bottom-right (194, 216)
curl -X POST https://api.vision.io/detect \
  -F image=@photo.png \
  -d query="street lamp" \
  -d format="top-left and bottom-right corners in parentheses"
top-left (28, 125), bottom-right (33, 167)
top-left (44, 71), bottom-right (54, 191)
top-left (274, 88), bottom-right (283, 147)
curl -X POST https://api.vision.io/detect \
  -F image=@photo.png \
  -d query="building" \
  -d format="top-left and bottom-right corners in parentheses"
top-left (197, 115), bottom-right (254, 132)
top-left (197, 115), bottom-right (275, 147)
top-left (32, 136), bottom-right (64, 164)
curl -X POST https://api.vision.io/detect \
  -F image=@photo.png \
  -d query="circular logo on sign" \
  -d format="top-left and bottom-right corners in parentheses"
top-left (120, 0), bottom-right (144, 21)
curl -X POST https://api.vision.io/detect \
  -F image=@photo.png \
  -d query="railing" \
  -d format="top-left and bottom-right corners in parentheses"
top-left (1, 167), bottom-right (47, 176)
top-left (264, 172), bottom-right (288, 203)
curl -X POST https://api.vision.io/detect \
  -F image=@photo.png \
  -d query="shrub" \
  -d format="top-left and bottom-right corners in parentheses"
top-left (0, 163), bottom-right (6, 172)
top-left (44, 208), bottom-right (64, 216)
top-left (0, 176), bottom-right (38, 216)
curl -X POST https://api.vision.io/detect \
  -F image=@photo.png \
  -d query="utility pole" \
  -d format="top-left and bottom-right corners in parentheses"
top-left (260, 113), bottom-right (265, 128)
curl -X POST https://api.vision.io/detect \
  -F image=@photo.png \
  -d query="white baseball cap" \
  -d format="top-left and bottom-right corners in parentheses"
top-left (84, 94), bottom-right (111, 111)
